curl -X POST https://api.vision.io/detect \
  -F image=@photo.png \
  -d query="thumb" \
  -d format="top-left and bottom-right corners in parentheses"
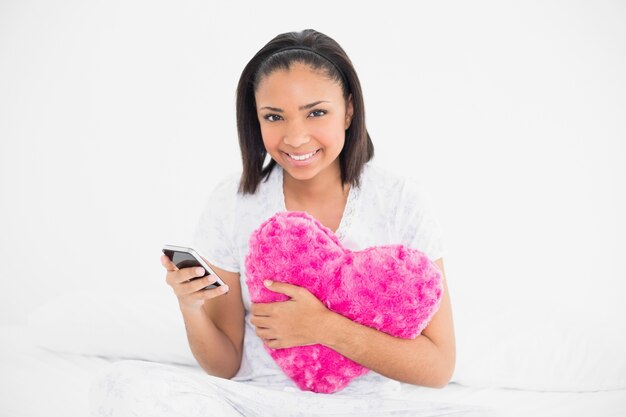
top-left (264, 280), bottom-right (301, 298)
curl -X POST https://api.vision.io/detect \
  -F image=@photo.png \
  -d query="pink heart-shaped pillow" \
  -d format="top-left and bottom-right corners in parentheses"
top-left (245, 211), bottom-right (443, 393)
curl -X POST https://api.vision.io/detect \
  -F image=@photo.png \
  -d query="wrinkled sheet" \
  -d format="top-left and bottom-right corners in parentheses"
top-left (89, 359), bottom-right (494, 417)
top-left (1, 325), bottom-right (625, 417)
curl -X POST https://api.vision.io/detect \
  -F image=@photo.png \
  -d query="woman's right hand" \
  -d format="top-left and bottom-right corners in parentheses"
top-left (161, 255), bottom-right (230, 312)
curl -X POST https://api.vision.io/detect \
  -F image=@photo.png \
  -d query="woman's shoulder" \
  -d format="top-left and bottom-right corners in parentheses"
top-left (206, 167), bottom-right (283, 222)
top-left (199, 171), bottom-right (241, 219)
top-left (359, 163), bottom-right (444, 257)
top-left (360, 162), bottom-right (429, 200)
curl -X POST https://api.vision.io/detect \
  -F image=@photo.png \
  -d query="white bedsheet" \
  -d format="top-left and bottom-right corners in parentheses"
top-left (1, 325), bottom-right (625, 417)
top-left (0, 325), bottom-right (113, 417)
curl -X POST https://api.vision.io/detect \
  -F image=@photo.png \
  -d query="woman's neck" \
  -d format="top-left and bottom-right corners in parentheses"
top-left (282, 164), bottom-right (349, 208)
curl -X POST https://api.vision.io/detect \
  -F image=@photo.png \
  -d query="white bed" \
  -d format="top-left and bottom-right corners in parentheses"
top-left (2, 289), bottom-right (625, 417)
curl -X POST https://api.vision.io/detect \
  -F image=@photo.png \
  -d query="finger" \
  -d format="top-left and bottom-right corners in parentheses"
top-left (181, 283), bottom-right (228, 302)
top-left (161, 255), bottom-right (178, 271)
top-left (171, 276), bottom-right (200, 296)
top-left (176, 276), bottom-right (215, 296)
top-left (250, 303), bottom-right (271, 317)
top-left (250, 315), bottom-right (271, 328)
top-left (255, 327), bottom-right (272, 339)
top-left (264, 338), bottom-right (281, 349)
top-left (166, 270), bottom-right (189, 286)
top-left (167, 266), bottom-right (207, 286)
top-left (189, 276), bottom-right (229, 296)
top-left (263, 280), bottom-right (301, 298)
top-left (181, 266), bottom-right (208, 281)
top-left (198, 284), bottom-right (229, 300)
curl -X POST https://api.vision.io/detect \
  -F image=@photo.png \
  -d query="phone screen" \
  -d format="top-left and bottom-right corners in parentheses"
top-left (167, 250), bottom-right (204, 272)
top-left (163, 248), bottom-right (223, 289)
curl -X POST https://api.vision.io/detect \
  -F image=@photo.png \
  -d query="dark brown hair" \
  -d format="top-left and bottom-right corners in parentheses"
top-left (236, 29), bottom-right (374, 194)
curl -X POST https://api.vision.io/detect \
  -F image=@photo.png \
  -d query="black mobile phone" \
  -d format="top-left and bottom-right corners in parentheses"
top-left (162, 245), bottom-right (226, 290)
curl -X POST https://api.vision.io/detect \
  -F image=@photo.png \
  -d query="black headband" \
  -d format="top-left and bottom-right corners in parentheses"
top-left (272, 46), bottom-right (348, 88)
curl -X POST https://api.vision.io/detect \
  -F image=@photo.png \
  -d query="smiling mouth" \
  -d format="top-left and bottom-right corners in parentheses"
top-left (285, 149), bottom-right (320, 161)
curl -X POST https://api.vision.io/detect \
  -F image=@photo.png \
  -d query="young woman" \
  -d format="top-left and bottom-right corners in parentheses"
top-left (90, 29), bottom-right (457, 417)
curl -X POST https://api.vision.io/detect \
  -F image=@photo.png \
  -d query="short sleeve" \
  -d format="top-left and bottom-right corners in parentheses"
top-left (394, 179), bottom-right (445, 261)
top-left (193, 174), bottom-right (241, 272)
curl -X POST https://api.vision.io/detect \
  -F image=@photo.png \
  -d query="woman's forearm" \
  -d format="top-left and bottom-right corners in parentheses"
top-left (179, 306), bottom-right (241, 379)
top-left (319, 311), bottom-right (453, 388)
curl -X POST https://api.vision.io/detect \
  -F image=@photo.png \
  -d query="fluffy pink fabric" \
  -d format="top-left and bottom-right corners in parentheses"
top-left (245, 211), bottom-right (443, 394)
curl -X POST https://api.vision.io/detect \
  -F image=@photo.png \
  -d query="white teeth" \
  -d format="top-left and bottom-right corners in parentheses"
top-left (288, 150), bottom-right (318, 161)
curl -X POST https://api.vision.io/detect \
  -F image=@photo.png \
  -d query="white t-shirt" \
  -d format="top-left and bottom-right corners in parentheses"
top-left (193, 162), bottom-right (445, 390)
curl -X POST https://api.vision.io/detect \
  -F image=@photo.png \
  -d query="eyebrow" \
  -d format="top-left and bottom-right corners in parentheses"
top-left (259, 100), bottom-right (330, 112)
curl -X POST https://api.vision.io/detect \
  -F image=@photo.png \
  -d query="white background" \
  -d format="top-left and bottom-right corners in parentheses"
top-left (0, 0), bottom-right (624, 326)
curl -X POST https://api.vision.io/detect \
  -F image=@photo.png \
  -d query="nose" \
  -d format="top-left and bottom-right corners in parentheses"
top-left (282, 120), bottom-right (311, 148)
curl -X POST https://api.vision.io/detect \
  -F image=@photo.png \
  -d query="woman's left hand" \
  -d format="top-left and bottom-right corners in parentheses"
top-left (250, 280), bottom-right (332, 349)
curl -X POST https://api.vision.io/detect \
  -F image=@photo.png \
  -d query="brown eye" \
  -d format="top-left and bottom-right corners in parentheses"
top-left (264, 114), bottom-right (282, 122)
top-left (308, 109), bottom-right (326, 118)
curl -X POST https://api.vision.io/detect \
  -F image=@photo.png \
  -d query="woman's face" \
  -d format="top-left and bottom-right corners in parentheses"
top-left (255, 62), bottom-right (353, 183)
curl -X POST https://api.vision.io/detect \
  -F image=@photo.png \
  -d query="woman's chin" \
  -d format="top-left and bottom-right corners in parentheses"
top-left (282, 166), bottom-right (319, 182)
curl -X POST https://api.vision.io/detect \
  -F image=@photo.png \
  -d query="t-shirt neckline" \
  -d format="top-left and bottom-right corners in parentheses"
top-left (274, 165), bottom-right (359, 242)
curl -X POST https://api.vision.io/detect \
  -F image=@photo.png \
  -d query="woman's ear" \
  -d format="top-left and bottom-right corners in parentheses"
top-left (345, 94), bottom-right (354, 130)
